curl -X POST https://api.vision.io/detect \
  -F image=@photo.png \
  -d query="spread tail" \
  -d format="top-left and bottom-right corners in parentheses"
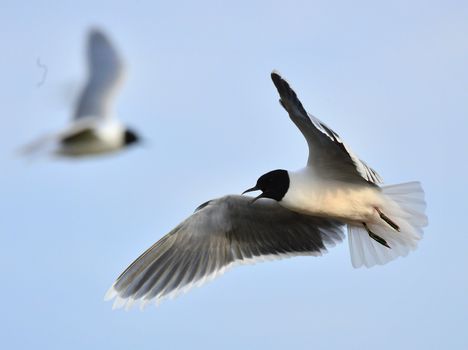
top-left (348, 182), bottom-right (428, 268)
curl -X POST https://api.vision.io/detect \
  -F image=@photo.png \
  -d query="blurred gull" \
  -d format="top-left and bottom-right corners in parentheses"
top-left (105, 72), bottom-right (427, 309)
top-left (20, 29), bottom-right (140, 158)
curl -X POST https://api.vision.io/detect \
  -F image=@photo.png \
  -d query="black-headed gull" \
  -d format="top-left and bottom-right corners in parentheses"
top-left (105, 72), bottom-right (427, 309)
top-left (244, 72), bottom-right (427, 268)
top-left (21, 29), bottom-right (140, 158)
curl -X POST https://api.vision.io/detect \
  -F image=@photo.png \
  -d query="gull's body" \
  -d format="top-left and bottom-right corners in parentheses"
top-left (55, 118), bottom-right (126, 157)
top-left (20, 29), bottom-right (140, 158)
top-left (282, 168), bottom-right (383, 222)
top-left (105, 72), bottom-right (427, 309)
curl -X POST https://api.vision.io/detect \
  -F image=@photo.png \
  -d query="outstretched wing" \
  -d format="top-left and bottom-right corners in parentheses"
top-left (18, 117), bottom-right (101, 157)
top-left (105, 195), bottom-right (344, 309)
top-left (74, 29), bottom-right (125, 120)
top-left (271, 72), bottom-right (382, 185)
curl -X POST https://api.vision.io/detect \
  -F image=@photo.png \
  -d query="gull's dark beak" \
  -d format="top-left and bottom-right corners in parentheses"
top-left (242, 186), bottom-right (259, 195)
top-left (242, 186), bottom-right (265, 204)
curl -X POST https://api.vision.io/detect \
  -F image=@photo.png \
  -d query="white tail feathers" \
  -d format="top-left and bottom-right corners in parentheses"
top-left (348, 182), bottom-right (428, 268)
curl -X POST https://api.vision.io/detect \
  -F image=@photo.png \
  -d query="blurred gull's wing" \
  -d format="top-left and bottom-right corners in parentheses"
top-left (105, 195), bottom-right (344, 309)
top-left (18, 117), bottom-right (101, 156)
top-left (271, 72), bottom-right (382, 185)
top-left (74, 29), bottom-right (125, 120)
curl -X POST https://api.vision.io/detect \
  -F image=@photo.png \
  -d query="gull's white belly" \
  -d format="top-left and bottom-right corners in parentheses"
top-left (281, 171), bottom-right (383, 223)
top-left (57, 121), bottom-right (124, 157)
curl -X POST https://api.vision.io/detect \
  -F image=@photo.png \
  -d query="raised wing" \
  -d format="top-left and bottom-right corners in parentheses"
top-left (105, 195), bottom-right (344, 309)
top-left (74, 29), bottom-right (125, 120)
top-left (271, 72), bottom-right (382, 185)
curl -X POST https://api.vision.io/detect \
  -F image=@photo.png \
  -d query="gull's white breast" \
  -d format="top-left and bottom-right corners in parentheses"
top-left (280, 168), bottom-right (384, 223)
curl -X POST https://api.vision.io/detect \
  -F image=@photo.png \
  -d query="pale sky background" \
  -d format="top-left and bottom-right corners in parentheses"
top-left (1, 1), bottom-right (467, 349)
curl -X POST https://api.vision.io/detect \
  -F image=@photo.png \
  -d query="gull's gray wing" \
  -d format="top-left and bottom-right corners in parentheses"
top-left (271, 72), bottom-right (382, 185)
top-left (74, 29), bottom-right (125, 120)
top-left (18, 117), bottom-right (101, 156)
top-left (105, 195), bottom-right (344, 309)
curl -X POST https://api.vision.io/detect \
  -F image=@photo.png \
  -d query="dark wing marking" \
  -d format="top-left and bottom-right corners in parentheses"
top-left (271, 72), bottom-right (382, 185)
top-left (60, 128), bottom-right (98, 145)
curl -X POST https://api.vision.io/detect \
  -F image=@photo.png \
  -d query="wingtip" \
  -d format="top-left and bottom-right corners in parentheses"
top-left (270, 70), bottom-right (283, 83)
top-left (270, 70), bottom-right (293, 93)
top-left (112, 296), bottom-right (128, 310)
top-left (87, 27), bottom-right (114, 50)
top-left (271, 69), bottom-right (281, 77)
top-left (104, 284), bottom-right (117, 301)
top-left (88, 27), bottom-right (107, 40)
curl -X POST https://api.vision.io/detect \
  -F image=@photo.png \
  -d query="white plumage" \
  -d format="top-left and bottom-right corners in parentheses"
top-left (347, 182), bottom-right (427, 268)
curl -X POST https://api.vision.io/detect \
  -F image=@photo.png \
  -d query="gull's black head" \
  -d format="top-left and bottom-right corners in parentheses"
top-left (243, 169), bottom-right (290, 202)
top-left (123, 129), bottom-right (140, 146)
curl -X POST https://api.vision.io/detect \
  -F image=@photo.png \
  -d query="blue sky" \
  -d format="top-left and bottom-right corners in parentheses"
top-left (1, 1), bottom-right (467, 349)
